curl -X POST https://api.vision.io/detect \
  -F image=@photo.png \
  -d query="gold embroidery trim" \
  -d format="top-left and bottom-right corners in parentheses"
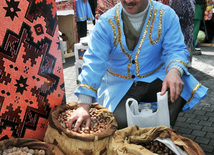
top-left (136, 0), bottom-right (153, 77)
top-left (88, 17), bottom-right (94, 20)
top-left (166, 60), bottom-right (188, 72)
top-left (107, 63), bottom-right (164, 79)
top-left (115, 3), bottom-right (130, 59)
top-left (114, 15), bottom-right (120, 42)
top-left (149, 9), bottom-right (163, 45)
top-left (187, 83), bottom-right (202, 103)
top-left (78, 83), bottom-right (97, 93)
top-left (108, 1), bottom-right (162, 79)
top-left (76, 16), bottom-right (94, 20)
top-left (115, 3), bottom-right (132, 78)
top-left (76, 16), bottom-right (87, 20)
top-left (108, 18), bottom-right (119, 46)
top-left (107, 69), bottom-right (130, 79)
top-left (138, 63), bottom-right (164, 78)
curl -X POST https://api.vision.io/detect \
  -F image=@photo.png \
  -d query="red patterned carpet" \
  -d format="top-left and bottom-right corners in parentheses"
top-left (0, 0), bottom-right (65, 140)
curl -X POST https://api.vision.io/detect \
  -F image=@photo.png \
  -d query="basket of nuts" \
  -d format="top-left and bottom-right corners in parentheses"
top-left (44, 102), bottom-right (118, 155)
top-left (109, 126), bottom-right (205, 155)
top-left (0, 138), bottom-right (64, 155)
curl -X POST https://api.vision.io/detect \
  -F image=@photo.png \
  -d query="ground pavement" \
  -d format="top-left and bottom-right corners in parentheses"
top-left (174, 46), bottom-right (214, 155)
top-left (62, 33), bottom-right (214, 154)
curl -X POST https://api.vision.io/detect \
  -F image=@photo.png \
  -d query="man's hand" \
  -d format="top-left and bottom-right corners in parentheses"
top-left (83, 0), bottom-right (88, 3)
top-left (160, 68), bottom-right (184, 102)
top-left (68, 103), bottom-right (91, 131)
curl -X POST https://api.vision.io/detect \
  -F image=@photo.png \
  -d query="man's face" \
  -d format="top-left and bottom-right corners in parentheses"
top-left (121, 0), bottom-right (148, 14)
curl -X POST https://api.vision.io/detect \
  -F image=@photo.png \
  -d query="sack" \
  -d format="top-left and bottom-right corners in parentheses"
top-left (126, 92), bottom-right (170, 128)
top-left (108, 126), bottom-right (205, 155)
top-left (44, 102), bottom-right (118, 155)
top-left (0, 138), bottom-right (64, 155)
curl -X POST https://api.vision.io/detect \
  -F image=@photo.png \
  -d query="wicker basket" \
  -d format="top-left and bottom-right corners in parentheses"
top-left (44, 102), bottom-right (118, 155)
top-left (0, 138), bottom-right (64, 155)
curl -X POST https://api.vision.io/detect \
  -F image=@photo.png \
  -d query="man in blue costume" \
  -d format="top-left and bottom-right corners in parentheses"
top-left (75, 0), bottom-right (94, 41)
top-left (69, 0), bottom-right (208, 129)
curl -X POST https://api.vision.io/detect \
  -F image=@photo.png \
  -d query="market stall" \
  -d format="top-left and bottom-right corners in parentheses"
top-left (0, 1), bottom-right (208, 154)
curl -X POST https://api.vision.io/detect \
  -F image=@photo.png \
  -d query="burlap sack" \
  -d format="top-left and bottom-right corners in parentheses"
top-left (108, 126), bottom-right (205, 155)
top-left (44, 102), bottom-right (118, 155)
top-left (0, 138), bottom-right (64, 155)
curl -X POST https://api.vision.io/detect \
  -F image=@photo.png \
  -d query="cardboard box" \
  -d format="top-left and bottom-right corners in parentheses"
top-left (57, 10), bottom-right (76, 51)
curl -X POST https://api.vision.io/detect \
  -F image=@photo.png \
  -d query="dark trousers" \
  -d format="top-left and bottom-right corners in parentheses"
top-left (88, 0), bottom-right (97, 25)
top-left (77, 21), bottom-right (87, 42)
top-left (113, 79), bottom-right (186, 129)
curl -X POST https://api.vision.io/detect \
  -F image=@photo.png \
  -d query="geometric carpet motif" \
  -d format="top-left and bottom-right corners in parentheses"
top-left (0, 0), bottom-right (65, 140)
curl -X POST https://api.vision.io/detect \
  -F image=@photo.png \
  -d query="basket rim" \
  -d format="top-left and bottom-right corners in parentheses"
top-left (48, 102), bottom-right (118, 141)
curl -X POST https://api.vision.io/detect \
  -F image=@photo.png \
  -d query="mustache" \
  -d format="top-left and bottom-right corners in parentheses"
top-left (123, 1), bottom-right (136, 6)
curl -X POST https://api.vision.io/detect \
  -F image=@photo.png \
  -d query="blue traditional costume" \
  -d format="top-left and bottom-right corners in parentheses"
top-left (75, 0), bottom-right (208, 113)
top-left (75, 0), bottom-right (94, 41)
top-left (75, 0), bottom-right (94, 22)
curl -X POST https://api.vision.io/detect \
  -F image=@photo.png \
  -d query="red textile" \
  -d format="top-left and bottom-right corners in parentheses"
top-left (56, 0), bottom-right (75, 11)
top-left (160, 0), bottom-right (169, 5)
top-left (0, 0), bottom-right (65, 140)
top-left (155, 0), bottom-right (169, 5)
top-left (97, 0), bottom-right (120, 17)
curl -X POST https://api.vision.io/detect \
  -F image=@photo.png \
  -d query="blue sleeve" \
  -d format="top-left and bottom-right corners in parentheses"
top-left (161, 8), bottom-right (190, 75)
top-left (74, 17), bottom-right (114, 101)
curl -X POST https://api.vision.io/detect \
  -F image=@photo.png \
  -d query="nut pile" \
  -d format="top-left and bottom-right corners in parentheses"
top-left (58, 108), bottom-right (111, 134)
top-left (140, 140), bottom-right (176, 155)
top-left (0, 146), bottom-right (45, 155)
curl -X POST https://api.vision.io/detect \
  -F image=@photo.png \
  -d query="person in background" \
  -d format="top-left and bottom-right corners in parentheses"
top-left (170, 0), bottom-right (195, 65)
top-left (155, 0), bottom-right (195, 66)
top-left (88, 0), bottom-right (97, 25)
top-left (75, 0), bottom-right (94, 42)
top-left (193, 0), bottom-right (205, 55)
top-left (69, 0), bottom-right (208, 130)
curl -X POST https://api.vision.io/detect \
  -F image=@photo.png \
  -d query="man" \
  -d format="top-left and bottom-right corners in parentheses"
top-left (69, 0), bottom-right (208, 130)
top-left (88, 0), bottom-right (97, 25)
top-left (193, 0), bottom-right (205, 55)
top-left (75, 0), bottom-right (94, 42)
top-left (155, 0), bottom-right (195, 66)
